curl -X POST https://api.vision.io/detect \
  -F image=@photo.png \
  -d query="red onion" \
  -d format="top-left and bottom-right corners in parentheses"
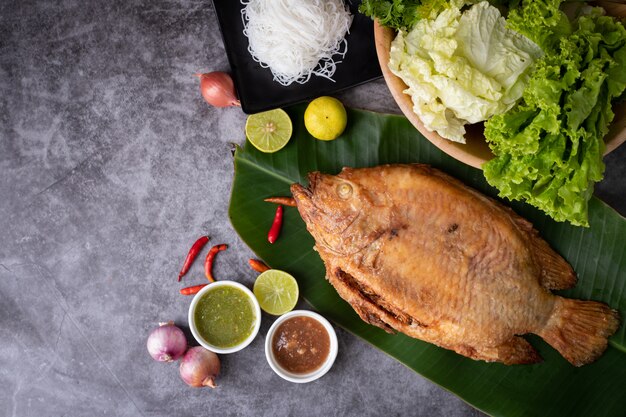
top-left (179, 346), bottom-right (221, 388)
top-left (196, 71), bottom-right (241, 108)
top-left (147, 321), bottom-right (187, 362)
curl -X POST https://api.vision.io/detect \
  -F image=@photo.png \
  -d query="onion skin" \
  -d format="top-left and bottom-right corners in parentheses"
top-left (147, 322), bottom-right (187, 363)
top-left (196, 72), bottom-right (241, 108)
top-left (179, 346), bottom-right (221, 388)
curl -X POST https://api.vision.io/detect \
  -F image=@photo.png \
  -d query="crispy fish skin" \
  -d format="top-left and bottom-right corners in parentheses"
top-left (291, 164), bottom-right (620, 366)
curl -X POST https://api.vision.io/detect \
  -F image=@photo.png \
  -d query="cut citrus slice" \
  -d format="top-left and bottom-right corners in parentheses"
top-left (253, 269), bottom-right (299, 315)
top-left (245, 108), bottom-right (293, 153)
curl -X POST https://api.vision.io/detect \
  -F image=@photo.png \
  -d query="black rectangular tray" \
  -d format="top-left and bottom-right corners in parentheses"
top-left (211, 0), bottom-right (383, 114)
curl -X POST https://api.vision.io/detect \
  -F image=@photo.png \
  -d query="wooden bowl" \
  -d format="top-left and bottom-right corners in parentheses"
top-left (374, 2), bottom-right (626, 169)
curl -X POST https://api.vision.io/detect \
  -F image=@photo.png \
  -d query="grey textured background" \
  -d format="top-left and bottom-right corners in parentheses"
top-left (1, 1), bottom-right (625, 416)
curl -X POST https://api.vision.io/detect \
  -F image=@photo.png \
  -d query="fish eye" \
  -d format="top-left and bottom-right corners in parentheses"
top-left (337, 183), bottom-right (353, 199)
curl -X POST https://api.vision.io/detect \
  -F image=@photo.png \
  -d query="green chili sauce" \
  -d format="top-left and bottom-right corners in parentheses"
top-left (194, 286), bottom-right (256, 348)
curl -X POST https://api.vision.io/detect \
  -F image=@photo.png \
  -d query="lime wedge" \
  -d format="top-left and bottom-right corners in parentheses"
top-left (245, 109), bottom-right (293, 153)
top-left (253, 270), bottom-right (299, 315)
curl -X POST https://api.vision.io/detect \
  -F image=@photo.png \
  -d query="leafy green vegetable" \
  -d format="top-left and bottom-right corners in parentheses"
top-left (507, 0), bottom-right (571, 51)
top-left (358, 0), bottom-right (451, 30)
top-left (358, 0), bottom-right (531, 30)
top-left (484, 8), bottom-right (626, 227)
top-left (388, 1), bottom-right (542, 142)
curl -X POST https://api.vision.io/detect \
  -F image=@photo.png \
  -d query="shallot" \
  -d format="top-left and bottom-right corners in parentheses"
top-left (179, 346), bottom-right (221, 388)
top-left (147, 321), bottom-right (187, 362)
top-left (196, 72), bottom-right (240, 107)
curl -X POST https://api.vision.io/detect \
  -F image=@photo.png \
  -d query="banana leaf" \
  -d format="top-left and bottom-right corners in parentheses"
top-left (228, 104), bottom-right (626, 417)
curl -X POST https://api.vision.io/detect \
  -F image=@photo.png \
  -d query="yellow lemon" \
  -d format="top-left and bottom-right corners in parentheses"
top-left (304, 96), bottom-right (348, 141)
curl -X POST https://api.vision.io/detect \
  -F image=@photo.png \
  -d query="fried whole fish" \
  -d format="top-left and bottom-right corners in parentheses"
top-left (291, 164), bottom-right (619, 366)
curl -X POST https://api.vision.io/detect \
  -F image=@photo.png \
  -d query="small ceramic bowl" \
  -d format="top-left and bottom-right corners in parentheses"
top-left (265, 310), bottom-right (338, 383)
top-left (188, 280), bottom-right (261, 354)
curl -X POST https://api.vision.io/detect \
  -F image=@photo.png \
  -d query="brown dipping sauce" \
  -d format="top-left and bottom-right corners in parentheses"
top-left (272, 316), bottom-right (330, 374)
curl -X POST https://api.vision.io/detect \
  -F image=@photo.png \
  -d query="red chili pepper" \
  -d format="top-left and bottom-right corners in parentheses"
top-left (178, 236), bottom-right (210, 281)
top-left (267, 205), bottom-right (283, 244)
top-left (205, 244), bottom-right (228, 282)
top-left (264, 197), bottom-right (296, 207)
top-left (248, 259), bottom-right (270, 273)
top-left (180, 283), bottom-right (208, 296)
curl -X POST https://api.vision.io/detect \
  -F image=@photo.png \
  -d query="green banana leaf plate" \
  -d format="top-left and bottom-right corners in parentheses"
top-left (228, 104), bottom-right (626, 417)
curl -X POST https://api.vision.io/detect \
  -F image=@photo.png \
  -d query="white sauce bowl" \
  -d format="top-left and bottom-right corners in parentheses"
top-left (188, 280), bottom-right (261, 354)
top-left (265, 310), bottom-right (338, 383)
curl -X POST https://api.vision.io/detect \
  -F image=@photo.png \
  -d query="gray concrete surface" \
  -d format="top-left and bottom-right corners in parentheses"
top-left (1, 1), bottom-right (625, 416)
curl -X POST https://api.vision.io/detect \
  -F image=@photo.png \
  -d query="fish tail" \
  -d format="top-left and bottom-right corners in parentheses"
top-left (540, 297), bottom-right (620, 367)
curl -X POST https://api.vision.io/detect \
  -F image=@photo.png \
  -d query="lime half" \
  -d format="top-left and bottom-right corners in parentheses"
top-left (245, 109), bottom-right (293, 153)
top-left (253, 270), bottom-right (299, 315)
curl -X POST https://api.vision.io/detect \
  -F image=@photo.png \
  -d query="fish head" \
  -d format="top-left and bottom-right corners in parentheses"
top-left (291, 168), bottom-right (391, 255)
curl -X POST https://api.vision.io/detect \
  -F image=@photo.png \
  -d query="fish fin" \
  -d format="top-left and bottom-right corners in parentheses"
top-left (531, 235), bottom-right (577, 290)
top-left (325, 270), bottom-right (395, 334)
top-left (505, 206), bottom-right (577, 290)
top-left (351, 301), bottom-right (396, 334)
top-left (539, 297), bottom-right (620, 366)
top-left (461, 337), bottom-right (542, 365)
top-left (499, 337), bottom-right (543, 365)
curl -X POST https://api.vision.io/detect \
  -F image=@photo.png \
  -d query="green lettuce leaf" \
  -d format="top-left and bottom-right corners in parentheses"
top-left (484, 9), bottom-right (626, 227)
top-left (507, 0), bottom-right (571, 52)
top-left (389, 1), bottom-right (542, 142)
